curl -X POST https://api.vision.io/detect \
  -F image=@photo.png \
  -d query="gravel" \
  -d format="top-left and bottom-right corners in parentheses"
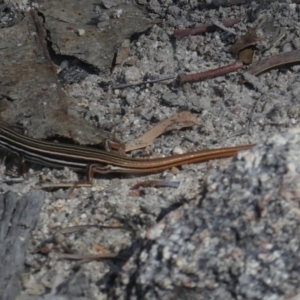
top-left (1, 1), bottom-right (300, 299)
top-left (110, 128), bottom-right (300, 300)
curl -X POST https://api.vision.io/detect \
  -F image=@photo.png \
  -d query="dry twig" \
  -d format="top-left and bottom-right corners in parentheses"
top-left (179, 61), bottom-right (244, 84)
top-left (174, 18), bottom-right (240, 39)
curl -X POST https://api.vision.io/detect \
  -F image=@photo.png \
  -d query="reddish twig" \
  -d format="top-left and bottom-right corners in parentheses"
top-left (174, 18), bottom-right (240, 39)
top-left (179, 61), bottom-right (244, 84)
top-left (174, 24), bottom-right (212, 39)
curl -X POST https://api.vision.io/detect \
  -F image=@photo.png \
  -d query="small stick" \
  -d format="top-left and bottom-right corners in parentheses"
top-left (58, 253), bottom-right (124, 261)
top-left (179, 61), bottom-right (244, 84)
top-left (41, 182), bottom-right (92, 190)
top-left (212, 20), bottom-right (237, 35)
top-left (1, 177), bottom-right (25, 184)
top-left (174, 18), bottom-right (240, 39)
top-left (131, 180), bottom-right (180, 190)
top-left (210, 0), bottom-right (300, 5)
top-left (111, 76), bottom-right (175, 90)
top-left (37, 224), bottom-right (129, 249)
top-left (174, 24), bottom-right (212, 39)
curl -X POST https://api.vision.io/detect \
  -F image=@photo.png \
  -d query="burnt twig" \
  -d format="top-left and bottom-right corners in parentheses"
top-left (131, 180), bottom-right (180, 190)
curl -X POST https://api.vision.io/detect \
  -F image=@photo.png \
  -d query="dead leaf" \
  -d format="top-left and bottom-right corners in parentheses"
top-left (124, 111), bottom-right (199, 152)
top-left (231, 30), bottom-right (264, 64)
top-left (247, 49), bottom-right (300, 76)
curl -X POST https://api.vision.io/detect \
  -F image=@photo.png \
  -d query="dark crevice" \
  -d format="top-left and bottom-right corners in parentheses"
top-left (35, 9), bottom-right (101, 86)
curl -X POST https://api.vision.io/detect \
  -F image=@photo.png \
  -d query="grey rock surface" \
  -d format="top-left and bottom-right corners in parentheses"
top-left (0, 191), bottom-right (45, 300)
top-left (110, 128), bottom-right (300, 300)
top-left (1, 1), bottom-right (300, 299)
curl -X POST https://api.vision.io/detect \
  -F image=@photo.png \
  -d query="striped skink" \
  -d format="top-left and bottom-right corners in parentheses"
top-left (0, 122), bottom-right (254, 181)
